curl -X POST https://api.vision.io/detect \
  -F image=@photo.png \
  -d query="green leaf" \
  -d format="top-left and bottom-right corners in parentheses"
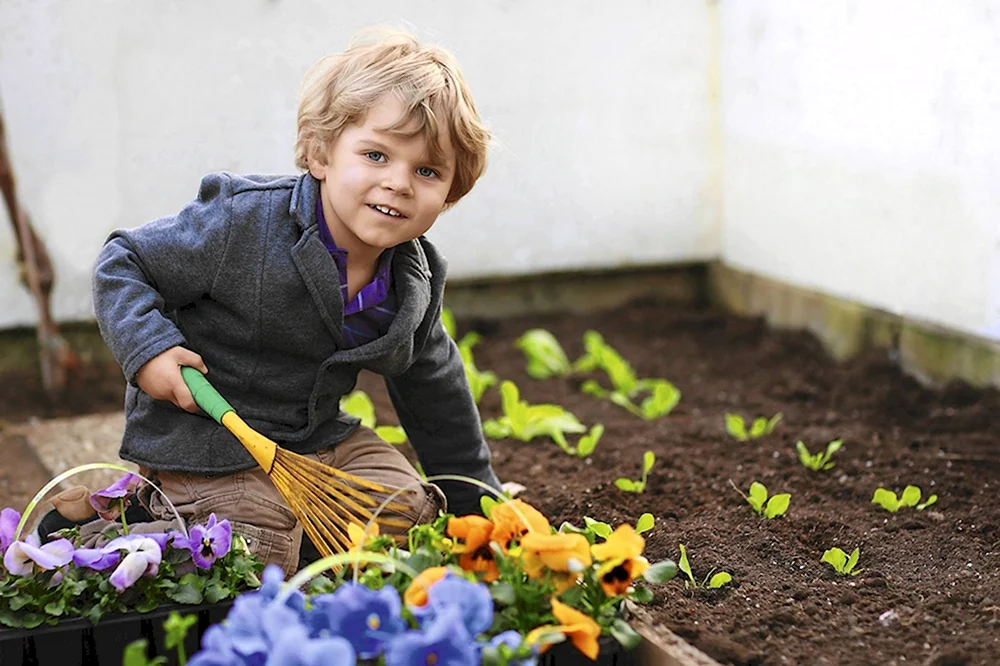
top-left (610, 618), bottom-right (643, 650)
top-left (340, 391), bottom-right (376, 429)
top-left (917, 495), bottom-right (938, 511)
top-left (871, 488), bottom-right (901, 512)
top-left (580, 379), bottom-right (607, 398)
top-left (164, 611), bottom-right (198, 650)
top-left (764, 493), bottom-right (791, 519)
top-left (900, 485), bottom-right (922, 508)
top-left (629, 584), bottom-right (654, 603)
top-left (375, 425), bottom-right (408, 444)
top-left (122, 639), bottom-right (166, 666)
top-left (707, 572), bottom-right (732, 589)
top-left (749, 418), bottom-right (768, 439)
top-left (796, 441), bottom-right (819, 470)
top-left (821, 547), bottom-right (848, 573)
top-left (642, 559), bottom-right (677, 584)
top-left (480, 495), bottom-right (498, 518)
top-left (845, 547), bottom-right (860, 574)
top-left (725, 414), bottom-right (748, 441)
top-left (584, 517), bottom-right (613, 539)
top-left (826, 439), bottom-right (844, 456)
top-left (576, 424), bottom-right (604, 458)
top-left (678, 544), bottom-right (694, 585)
top-left (482, 418), bottom-right (510, 440)
top-left (44, 599), bottom-right (66, 617)
top-left (441, 307), bottom-right (457, 339)
top-left (516, 329), bottom-right (572, 380)
top-left (765, 412), bottom-right (783, 433)
top-left (167, 583), bottom-right (203, 605)
top-left (635, 512), bottom-right (655, 534)
top-left (639, 381), bottom-right (681, 419)
top-left (615, 478), bottom-right (639, 493)
top-left (642, 450), bottom-right (656, 475)
top-left (747, 482), bottom-right (768, 515)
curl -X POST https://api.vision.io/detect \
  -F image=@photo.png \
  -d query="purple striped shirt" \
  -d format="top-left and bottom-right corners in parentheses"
top-left (316, 200), bottom-right (398, 348)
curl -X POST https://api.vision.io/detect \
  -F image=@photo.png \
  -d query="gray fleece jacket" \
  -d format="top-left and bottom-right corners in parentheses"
top-left (92, 172), bottom-right (501, 516)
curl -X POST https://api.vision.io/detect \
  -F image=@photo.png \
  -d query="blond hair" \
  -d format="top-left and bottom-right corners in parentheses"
top-left (295, 29), bottom-right (491, 206)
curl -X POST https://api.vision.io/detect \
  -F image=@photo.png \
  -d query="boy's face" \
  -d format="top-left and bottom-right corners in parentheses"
top-left (310, 95), bottom-right (457, 260)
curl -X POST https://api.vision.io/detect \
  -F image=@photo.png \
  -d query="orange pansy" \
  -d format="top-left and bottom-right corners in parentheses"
top-left (591, 525), bottom-right (649, 596)
top-left (403, 566), bottom-right (449, 607)
top-left (489, 499), bottom-right (551, 547)
top-left (525, 598), bottom-right (602, 660)
top-left (520, 532), bottom-right (592, 578)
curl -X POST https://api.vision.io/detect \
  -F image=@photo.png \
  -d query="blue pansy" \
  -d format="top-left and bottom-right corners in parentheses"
top-left (423, 576), bottom-right (494, 637)
top-left (256, 564), bottom-right (306, 616)
top-left (224, 593), bottom-right (305, 661)
top-left (265, 622), bottom-right (356, 666)
top-left (308, 582), bottom-right (406, 658)
top-left (385, 605), bottom-right (478, 666)
top-left (187, 624), bottom-right (242, 666)
top-left (486, 631), bottom-right (539, 666)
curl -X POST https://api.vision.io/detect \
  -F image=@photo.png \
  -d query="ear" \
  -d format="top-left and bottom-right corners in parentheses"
top-left (307, 141), bottom-right (329, 180)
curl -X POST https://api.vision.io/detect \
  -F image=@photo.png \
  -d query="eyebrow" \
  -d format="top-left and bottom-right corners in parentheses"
top-left (356, 139), bottom-right (452, 172)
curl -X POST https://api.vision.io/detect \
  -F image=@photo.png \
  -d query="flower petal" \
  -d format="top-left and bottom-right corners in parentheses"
top-left (73, 547), bottom-right (122, 571)
top-left (3, 541), bottom-right (34, 576)
top-left (208, 520), bottom-right (232, 559)
top-left (109, 551), bottom-right (150, 591)
top-left (0, 507), bottom-right (21, 551)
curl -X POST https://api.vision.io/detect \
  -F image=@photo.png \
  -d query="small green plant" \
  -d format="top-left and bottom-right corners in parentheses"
top-left (340, 390), bottom-right (408, 444)
top-left (482, 381), bottom-right (600, 457)
top-left (731, 480), bottom-right (790, 519)
top-left (677, 544), bottom-right (732, 590)
top-left (123, 611), bottom-right (196, 666)
top-left (442, 308), bottom-right (498, 404)
top-left (796, 439), bottom-right (844, 471)
top-left (725, 412), bottom-right (782, 441)
top-left (576, 331), bottom-right (681, 420)
top-left (615, 451), bottom-right (655, 493)
top-left (557, 512), bottom-right (655, 543)
top-left (516, 329), bottom-right (573, 379)
top-left (871, 486), bottom-right (938, 512)
top-left (821, 547), bottom-right (862, 576)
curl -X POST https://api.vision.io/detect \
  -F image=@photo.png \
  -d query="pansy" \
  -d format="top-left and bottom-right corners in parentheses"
top-left (385, 605), bottom-right (477, 666)
top-left (488, 500), bottom-right (551, 548)
top-left (519, 531), bottom-right (592, 593)
top-left (446, 515), bottom-right (499, 582)
top-left (256, 564), bottom-right (306, 615)
top-left (0, 507), bottom-right (20, 554)
top-left (485, 631), bottom-right (539, 666)
top-left (187, 624), bottom-right (242, 666)
top-left (267, 622), bottom-right (357, 666)
top-left (402, 566), bottom-right (449, 608)
top-left (590, 525), bottom-right (650, 597)
top-left (72, 545), bottom-right (122, 571)
top-left (89, 472), bottom-right (141, 521)
top-left (3, 533), bottom-right (74, 576)
top-left (308, 582), bottom-right (406, 658)
top-left (346, 521), bottom-right (380, 552)
top-left (173, 513), bottom-right (232, 569)
top-left (106, 535), bottom-right (162, 591)
top-left (223, 594), bottom-right (304, 661)
top-left (423, 576), bottom-right (493, 637)
top-left (525, 598), bottom-right (602, 660)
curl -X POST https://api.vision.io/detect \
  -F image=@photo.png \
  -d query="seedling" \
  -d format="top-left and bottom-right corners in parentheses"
top-left (339, 390), bottom-right (408, 444)
top-left (871, 486), bottom-right (938, 512)
top-left (576, 331), bottom-right (681, 420)
top-left (483, 381), bottom-right (600, 458)
top-left (442, 307), bottom-right (498, 403)
top-left (516, 329), bottom-right (573, 379)
top-left (821, 547), bottom-right (862, 576)
top-left (615, 451), bottom-right (655, 493)
top-left (725, 412), bottom-right (782, 441)
top-left (558, 512), bottom-right (655, 542)
top-left (796, 439), bottom-right (843, 471)
top-left (677, 544), bottom-right (732, 590)
top-left (730, 480), bottom-right (790, 519)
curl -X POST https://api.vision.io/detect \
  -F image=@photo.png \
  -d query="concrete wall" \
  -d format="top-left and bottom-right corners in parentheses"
top-left (719, 1), bottom-right (1000, 341)
top-left (0, 0), bottom-right (717, 328)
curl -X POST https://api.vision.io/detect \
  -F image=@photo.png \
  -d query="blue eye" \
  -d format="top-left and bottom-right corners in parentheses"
top-left (365, 151), bottom-right (386, 163)
top-left (416, 166), bottom-right (438, 178)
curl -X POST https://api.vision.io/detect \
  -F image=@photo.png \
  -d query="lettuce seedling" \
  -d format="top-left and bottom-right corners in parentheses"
top-left (871, 486), bottom-right (938, 512)
top-left (483, 381), bottom-right (594, 456)
top-left (635, 512), bottom-right (655, 535)
top-left (576, 331), bottom-right (681, 420)
top-left (677, 544), bottom-right (732, 590)
top-left (441, 307), bottom-right (498, 403)
top-left (615, 451), bottom-right (655, 493)
top-left (516, 329), bottom-right (573, 379)
top-left (796, 439), bottom-right (843, 471)
top-left (725, 412), bottom-right (782, 441)
top-left (731, 480), bottom-right (790, 519)
top-left (821, 547), bottom-right (862, 576)
top-left (340, 390), bottom-right (409, 444)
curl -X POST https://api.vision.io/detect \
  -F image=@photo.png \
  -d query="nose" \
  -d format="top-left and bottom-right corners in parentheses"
top-left (381, 166), bottom-right (413, 197)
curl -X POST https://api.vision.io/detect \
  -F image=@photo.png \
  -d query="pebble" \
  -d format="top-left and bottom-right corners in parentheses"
top-left (878, 609), bottom-right (899, 627)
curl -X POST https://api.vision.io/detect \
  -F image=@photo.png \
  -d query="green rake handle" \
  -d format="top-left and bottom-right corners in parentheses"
top-left (181, 366), bottom-right (235, 424)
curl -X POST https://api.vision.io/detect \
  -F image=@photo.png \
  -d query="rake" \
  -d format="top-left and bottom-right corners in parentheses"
top-left (180, 367), bottom-right (417, 557)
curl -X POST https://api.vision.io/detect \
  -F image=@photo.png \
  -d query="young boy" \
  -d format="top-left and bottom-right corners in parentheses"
top-left (89, 29), bottom-right (502, 575)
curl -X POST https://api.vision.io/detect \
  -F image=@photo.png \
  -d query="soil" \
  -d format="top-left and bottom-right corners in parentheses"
top-left (3, 302), bottom-right (998, 665)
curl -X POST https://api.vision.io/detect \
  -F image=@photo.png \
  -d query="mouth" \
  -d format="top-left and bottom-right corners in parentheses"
top-left (368, 204), bottom-right (406, 219)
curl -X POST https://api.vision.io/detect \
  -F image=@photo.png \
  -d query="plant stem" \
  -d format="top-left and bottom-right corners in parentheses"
top-left (120, 498), bottom-right (129, 535)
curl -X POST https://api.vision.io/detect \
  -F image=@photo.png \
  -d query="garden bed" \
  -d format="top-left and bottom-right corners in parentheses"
top-left (371, 302), bottom-right (997, 666)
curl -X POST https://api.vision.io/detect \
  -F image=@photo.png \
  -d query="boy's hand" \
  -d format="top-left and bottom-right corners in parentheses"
top-left (136, 346), bottom-right (209, 414)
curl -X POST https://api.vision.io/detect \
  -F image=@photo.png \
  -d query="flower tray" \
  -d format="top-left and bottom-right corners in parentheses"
top-left (0, 601), bottom-right (233, 666)
top-left (539, 634), bottom-right (640, 666)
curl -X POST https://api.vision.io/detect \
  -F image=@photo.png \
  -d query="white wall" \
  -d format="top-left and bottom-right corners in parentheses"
top-left (0, 0), bottom-right (717, 328)
top-left (719, 1), bottom-right (1000, 340)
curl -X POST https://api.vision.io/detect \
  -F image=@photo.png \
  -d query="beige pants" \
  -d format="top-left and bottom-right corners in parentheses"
top-left (81, 427), bottom-right (445, 577)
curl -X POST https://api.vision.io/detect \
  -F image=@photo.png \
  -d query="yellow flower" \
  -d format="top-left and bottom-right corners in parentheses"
top-left (346, 521), bottom-right (380, 552)
top-left (526, 598), bottom-right (602, 660)
top-left (591, 525), bottom-right (649, 597)
top-left (520, 532), bottom-right (592, 580)
top-left (403, 566), bottom-right (449, 607)
top-left (489, 499), bottom-right (551, 547)
top-left (447, 515), bottom-right (499, 582)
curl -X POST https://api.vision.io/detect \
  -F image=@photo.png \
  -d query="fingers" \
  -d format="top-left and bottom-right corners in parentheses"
top-left (173, 383), bottom-right (200, 414)
top-left (175, 348), bottom-right (208, 375)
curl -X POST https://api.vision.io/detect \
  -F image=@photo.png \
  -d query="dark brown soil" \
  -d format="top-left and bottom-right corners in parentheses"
top-left (4, 302), bottom-right (999, 665)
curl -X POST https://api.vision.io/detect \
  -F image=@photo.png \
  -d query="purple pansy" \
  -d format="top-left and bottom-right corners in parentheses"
top-left (486, 631), bottom-right (539, 666)
top-left (257, 564), bottom-right (306, 616)
top-left (72, 546), bottom-right (121, 571)
top-left (267, 622), bottom-right (357, 666)
top-left (89, 473), bottom-right (141, 521)
top-left (187, 624), bottom-right (242, 666)
top-left (173, 513), bottom-right (232, 569)
top-left (3, 533), bottom-right (74, 576)
top-left (0, 507), bottom-right (20, 554)
top-left (423, 576), bottom-right (494, 637)
top-left (308, 582), bottom-right (406, 658)
top-left (223, 594), bottom-right (303, 661)
top-left (106, 535), bottom-right (162, 591)
top-left (385, 605), bottom-right (477, 666)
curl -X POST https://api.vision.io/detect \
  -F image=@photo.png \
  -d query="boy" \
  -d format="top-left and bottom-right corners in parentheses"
top-left (89, 29), bottom-right (502, 575)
